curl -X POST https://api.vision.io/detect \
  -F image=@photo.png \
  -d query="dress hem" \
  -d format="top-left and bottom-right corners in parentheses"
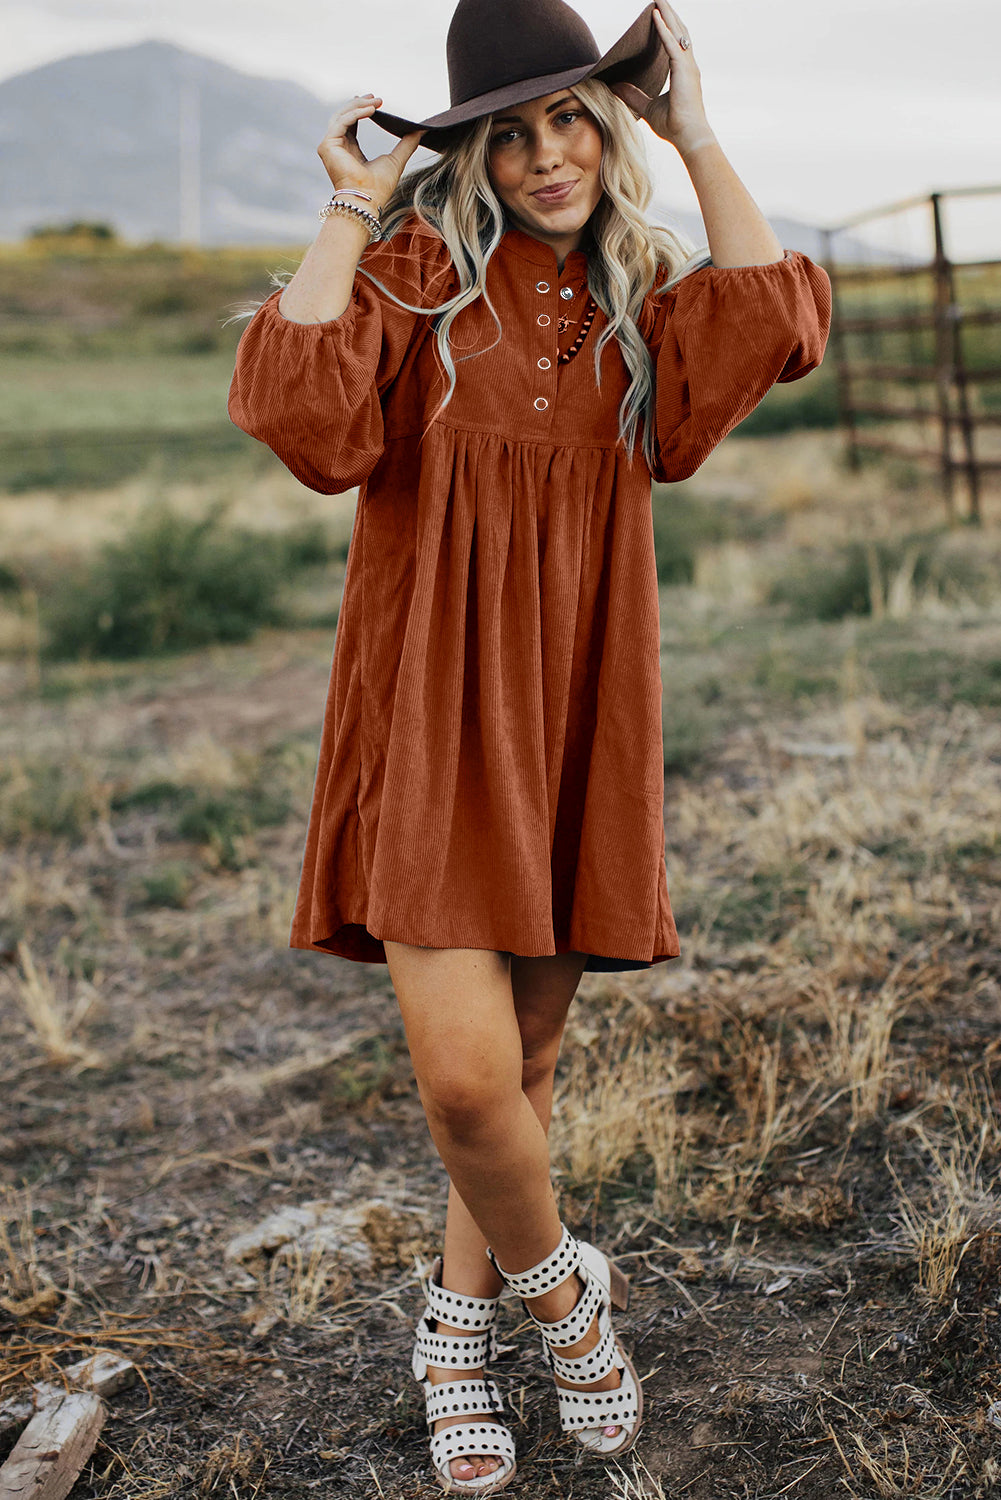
top-left (288, 920), bottom-right (680, 973)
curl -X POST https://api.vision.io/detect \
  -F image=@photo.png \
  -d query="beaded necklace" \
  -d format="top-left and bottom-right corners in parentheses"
top-left (557, 292), bottom-right (598, 365)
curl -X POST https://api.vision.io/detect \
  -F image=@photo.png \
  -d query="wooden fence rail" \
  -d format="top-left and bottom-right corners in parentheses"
top-left (822, 185), bottom-right (1001, 524)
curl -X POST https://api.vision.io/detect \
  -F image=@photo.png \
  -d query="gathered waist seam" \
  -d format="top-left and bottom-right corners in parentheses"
top-left (380, 422), bottom-right (634, 455)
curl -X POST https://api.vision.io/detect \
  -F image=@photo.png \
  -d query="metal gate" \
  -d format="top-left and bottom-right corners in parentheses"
top-left (821, 186), bottom-right (1001, 524)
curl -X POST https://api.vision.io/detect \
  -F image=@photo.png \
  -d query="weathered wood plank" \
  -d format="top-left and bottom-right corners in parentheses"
top-left (0, 1351), bottom-right (135, 1436)
top-left (0, 1392), bottom-right (104, 1500)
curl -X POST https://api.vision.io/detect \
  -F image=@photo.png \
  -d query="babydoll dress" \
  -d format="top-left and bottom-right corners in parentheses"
top-left (228, 214), bottom-right (831, 972)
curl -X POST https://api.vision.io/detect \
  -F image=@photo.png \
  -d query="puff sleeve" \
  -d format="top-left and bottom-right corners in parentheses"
top-left (227, 218), bottom-right (457, 494)
top-left (643, 249), bottom-right (832, 484)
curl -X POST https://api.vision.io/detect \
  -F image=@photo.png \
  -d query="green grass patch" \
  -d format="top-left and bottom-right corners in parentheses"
top-left (0, 424), bottom-right (262, 493)
top-left (716, 863), bottom-right (813, 943)
top-left (0, 242), bottom-right (290, 360)
top-left (0, 757), bottom-right (110, 842)
top-left (865, 645), bottom-right (1001, 708)
top-left (651, 486), bottom-right (775, 587)
top-left (768, 533), bottom-right (993, 622)
top-left (735, 368), bottom-right (840, 436)
top-left (0, 352), bottom-right (241, 436)
top-left (146, 742), bottom-right (312, 870)
top-left (662, 699), bottom-right (714, 775)
top-left (137, 862), bottom-right (198, 909)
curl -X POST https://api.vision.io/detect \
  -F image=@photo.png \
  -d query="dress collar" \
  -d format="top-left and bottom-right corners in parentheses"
top-left (498, 223), bottom-right (590, 271)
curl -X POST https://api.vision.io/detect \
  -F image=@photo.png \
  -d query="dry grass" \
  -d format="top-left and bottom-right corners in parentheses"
top-left (890, 1119), bottom-right (1001, 1306)
top-left (0, 465), bottom-right (358, 573)
top-left (4, 938), bottom-right (104, 1070)
top-left (0, 430), bottom-right (998, 1497)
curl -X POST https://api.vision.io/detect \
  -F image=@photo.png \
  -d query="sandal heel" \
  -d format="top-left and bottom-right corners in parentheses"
top-left (489, 1225), bottom-right (643, 1457)
top-left (608, 1261), bottom-right (630, 1312)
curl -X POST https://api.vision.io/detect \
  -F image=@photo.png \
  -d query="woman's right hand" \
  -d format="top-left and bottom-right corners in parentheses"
top-left (318, 95), bottom-right (424, 215)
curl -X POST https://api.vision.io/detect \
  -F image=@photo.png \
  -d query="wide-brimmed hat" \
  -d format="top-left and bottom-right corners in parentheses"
top-left (371, 0), bottom-right (669, 152)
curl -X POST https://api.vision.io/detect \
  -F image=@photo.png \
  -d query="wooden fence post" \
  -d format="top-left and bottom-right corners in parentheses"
top-left (930, 193), bottom-right (959, 522)
top-left (822, 227), bottom-right (861, 473)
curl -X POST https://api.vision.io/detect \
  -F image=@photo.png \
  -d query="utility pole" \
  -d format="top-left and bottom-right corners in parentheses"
top-left (179, 68), bottom-right (201, 246)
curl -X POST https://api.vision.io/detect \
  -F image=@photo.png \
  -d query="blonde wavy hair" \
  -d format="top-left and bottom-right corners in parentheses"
top-left (361, 79), bottom-right (702, 467)
top-left (240, 80), bottom-right (705, 466)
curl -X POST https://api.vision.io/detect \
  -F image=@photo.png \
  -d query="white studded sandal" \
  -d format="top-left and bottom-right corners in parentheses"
top-left (486, 1224), bottom-right (643, 1457)
top-left (411, 1255), bottom-right (518, 1494)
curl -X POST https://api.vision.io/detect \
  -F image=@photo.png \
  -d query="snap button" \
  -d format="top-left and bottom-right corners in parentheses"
top-left (537, 314), bottom-right (550, 326)
top-left (534, 397), bottom-right (549, 411)
top-left (560, 287), bottom-right (574, 300)
top-left (536, 280), bottom-right (550, 293)
top-left (537, 357), bottom-right (551, 370)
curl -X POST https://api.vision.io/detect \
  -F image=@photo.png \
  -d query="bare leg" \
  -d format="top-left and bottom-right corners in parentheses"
top-left (385, 943), bottom-right (622, 1483)
top-left (439, 949), bottom-right (588, 1295)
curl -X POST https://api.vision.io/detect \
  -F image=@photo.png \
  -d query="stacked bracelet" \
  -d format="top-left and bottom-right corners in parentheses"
top-left (319, 194), bottom-right (383, 243)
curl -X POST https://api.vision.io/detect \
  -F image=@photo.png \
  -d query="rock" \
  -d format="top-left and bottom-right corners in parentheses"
top-left (224, 1195), bottom-right (430, 1277)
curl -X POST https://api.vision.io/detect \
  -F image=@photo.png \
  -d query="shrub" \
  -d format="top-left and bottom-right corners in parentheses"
top-left (767, 532), bottom-right (990, 621)
top-left (28, 220), bottom-right (118, 245)
top-left (281, 518), bottom-right (344, 569)
top-left (662, 700), bottom-right (712, 775)
top-left (735, 369), bottom-right (840, 435)
top-left (175, 781), bottom-right (293, 870)
top-left (139, 862), bottom-right (197, 909)
top-left (42, 501), bottom-right (289, 659)
top-left (651, 488), bottom-right (732, 586)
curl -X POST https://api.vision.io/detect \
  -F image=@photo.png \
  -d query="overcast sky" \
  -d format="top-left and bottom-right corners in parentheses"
top-left (4, 0), bottom-right (1000, 235)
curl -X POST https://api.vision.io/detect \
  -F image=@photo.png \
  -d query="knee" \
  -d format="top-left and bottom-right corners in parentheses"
top-left (418, 1065), bottom-right (517, 1146)
top-left (519, 1024), bottom-right (563, 1093)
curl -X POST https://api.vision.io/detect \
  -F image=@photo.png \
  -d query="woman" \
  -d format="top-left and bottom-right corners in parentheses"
top-left (229, 0), bottom-right (831, 1489)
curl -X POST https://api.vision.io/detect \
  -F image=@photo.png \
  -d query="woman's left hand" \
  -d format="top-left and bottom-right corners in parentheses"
top-left (612, 2), bottom-right (715, 156)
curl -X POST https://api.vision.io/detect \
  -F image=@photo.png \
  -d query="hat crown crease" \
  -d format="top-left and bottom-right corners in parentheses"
top-left (446, 0), bottom-right (600, 106)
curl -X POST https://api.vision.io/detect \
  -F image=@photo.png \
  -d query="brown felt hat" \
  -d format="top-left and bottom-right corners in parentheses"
top-left (371, 0), bottom-right (670, 152)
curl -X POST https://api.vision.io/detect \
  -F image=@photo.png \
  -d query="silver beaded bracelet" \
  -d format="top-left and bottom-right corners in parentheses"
top-left (318, 195), bottom-right (383, 243)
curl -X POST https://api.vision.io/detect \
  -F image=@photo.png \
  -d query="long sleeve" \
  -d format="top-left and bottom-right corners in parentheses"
top-left (643, 249), bottom-right (832, 483)
top-left (228, 218), bottom-right (457, 494)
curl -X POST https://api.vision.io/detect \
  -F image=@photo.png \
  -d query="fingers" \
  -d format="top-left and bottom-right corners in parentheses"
top-left (651, 4), bottom-right (692, 54)
top-left (320, 94), bottom-right (386, 168)
top-left (390, 127), bottom-right (426, 169)
top-left (325, 93), bottom-right (383, 138)
top-left (609, 81), bottom-right (653, 119)
top-left (653, 0), bottom-right (688, 33)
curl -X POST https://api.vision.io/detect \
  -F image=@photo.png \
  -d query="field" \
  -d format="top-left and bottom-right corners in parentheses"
top-left (1, 245), bottom-right (1000, 1499)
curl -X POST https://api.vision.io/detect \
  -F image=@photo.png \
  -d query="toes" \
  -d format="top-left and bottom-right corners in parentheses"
top-left (450, 1455), bottom-right (499, 1479)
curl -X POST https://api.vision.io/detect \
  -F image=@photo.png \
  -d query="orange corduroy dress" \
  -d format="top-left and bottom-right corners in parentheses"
top-left (228, 215), bottom-right (831, 972)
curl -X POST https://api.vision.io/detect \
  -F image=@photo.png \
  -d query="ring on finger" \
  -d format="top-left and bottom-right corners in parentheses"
top-left (678, 34), bottom-right (691, 49)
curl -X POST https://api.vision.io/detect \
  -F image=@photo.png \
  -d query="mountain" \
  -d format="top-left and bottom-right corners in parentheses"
top-left (0, 40), bottom-right (881, 258)
top-left (0, 40), bottom-right (333, 244)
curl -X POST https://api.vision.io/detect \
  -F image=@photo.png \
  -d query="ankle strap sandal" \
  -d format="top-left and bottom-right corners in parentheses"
top-left (411, 1256), bottom-right (518, 1494)
top-left (486, 1224), bottom-right (644, 1457)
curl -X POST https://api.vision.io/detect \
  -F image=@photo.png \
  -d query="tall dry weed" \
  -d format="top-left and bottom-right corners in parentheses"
top-left (5, 939), bottom-right (104, 1070)
top-left (552, 1012), bottom-right (697, 1210)
top-left (832, 1427), bottom-right (970, 1498)
top-left (890, 1121), bottom-right (1000, 1306)
top-left (804, 969), bottom-right (908, 1126)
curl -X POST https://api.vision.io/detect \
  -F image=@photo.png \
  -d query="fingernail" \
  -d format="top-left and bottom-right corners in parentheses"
top-left (604, 1424), bottom-right (619, 1436)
